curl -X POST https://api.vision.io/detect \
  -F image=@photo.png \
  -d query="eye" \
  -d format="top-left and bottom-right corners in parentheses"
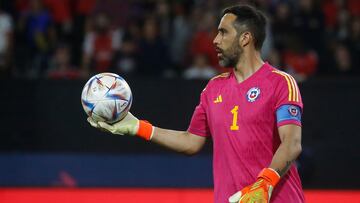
top-left (218, 29), bottom-right (227, 35)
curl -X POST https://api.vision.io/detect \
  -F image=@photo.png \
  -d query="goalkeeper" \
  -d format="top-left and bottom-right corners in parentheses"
top-left (88, 4), bottom-right (305, 203)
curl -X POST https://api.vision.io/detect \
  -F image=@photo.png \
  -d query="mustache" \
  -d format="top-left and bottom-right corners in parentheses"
top-left (215, 47), bottom-right (223, 53)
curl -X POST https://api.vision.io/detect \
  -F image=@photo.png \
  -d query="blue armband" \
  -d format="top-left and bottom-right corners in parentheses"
top-left (276, 105), bottom-right (302, 124)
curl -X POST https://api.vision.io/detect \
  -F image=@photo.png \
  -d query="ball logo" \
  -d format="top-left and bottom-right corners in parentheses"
top-left (247, 87), bottom-right (260, 102)
top-left (288, 105), bottom-right (299, 116)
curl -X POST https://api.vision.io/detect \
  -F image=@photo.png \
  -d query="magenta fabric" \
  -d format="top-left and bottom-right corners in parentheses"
top-left (188, 63), bottom-right (305, 203)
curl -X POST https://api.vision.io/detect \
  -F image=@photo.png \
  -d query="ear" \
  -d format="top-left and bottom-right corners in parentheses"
top-left (239, 31), bottom-right (251, 48)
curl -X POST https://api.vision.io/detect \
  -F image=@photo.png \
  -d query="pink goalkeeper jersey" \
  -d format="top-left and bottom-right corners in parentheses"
top-left (188, 63), bottom-right (305, 203)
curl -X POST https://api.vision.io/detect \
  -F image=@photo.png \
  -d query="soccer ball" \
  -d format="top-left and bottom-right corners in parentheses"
top-left (81, 72), bottom-right (132, 123)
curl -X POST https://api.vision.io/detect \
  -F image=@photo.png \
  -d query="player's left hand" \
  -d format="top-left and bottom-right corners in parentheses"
top-left (87, 112), bottom-right (139, 136)
top-left (87, 112), bottom-right (154, 140)
top-left (228, 168), bottom-right (280, 203)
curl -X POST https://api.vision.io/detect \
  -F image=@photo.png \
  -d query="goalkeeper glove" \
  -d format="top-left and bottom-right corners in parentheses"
top-left (87, 112), bottom-right (154, 140)
top-left (229, 168), bottom-right (280, 203)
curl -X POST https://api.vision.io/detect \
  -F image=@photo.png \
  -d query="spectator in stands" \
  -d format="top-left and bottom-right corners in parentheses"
top-left (335, 8), bottom-right (350, 41)
top-left (42, 0), bottom-right (72, 41)
top-left (71, 0), bottom-right (96, 67)
top-left (155, 0), bottom-right (171, 41)
top-left (0, 6), bottom-right (13, 77)
top-left (183, 53), bottom-right (217, 80)
top-left (126, 20), bottom-right (142, 43)
top-left (329, 42), bottom-right (353, 75)
top-left (189, 11), bottom-right (221, 72)
top-left (82, 12), bottom-right (122, 74)
top-left (47, 44), bottom-right (81, 80)
top-left (137, 17), bottom-right (171, 77)
top-left (2, 0), bottom-right (360, 78)
top-left (283, 36), bottom-right (318, 82)
top-left (92, 0), bottom-right (130, 29)
top-left (18, 0), bottom-right (56, 78)
top-left (170, 2), bottom-right (191, 70)
top-left (293, 0), bottom-right (325, 53)
top-left (347, 17), bottom-right (360, 73)
top-left (322, 0), bottom-right (342, 32)
top-left (347, 0), bottom-right (360, 17)
top-left (111, 35), bottom-right (138, 76)
top-left (272, 2), bottom-right (295, 51)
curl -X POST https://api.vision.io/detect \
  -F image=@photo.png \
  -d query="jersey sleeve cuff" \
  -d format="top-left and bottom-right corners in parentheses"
top-left (277, 120), bottom-right (302, 127)
top-left (187, 127), bottom-right (209, 137)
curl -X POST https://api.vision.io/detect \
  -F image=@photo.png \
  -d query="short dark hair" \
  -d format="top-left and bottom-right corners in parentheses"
top-left (222, 5), bottom-right (267, 50)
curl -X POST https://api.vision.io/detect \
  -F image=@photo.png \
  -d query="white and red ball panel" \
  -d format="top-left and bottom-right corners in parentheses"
top-left (81, 73), bottom-right (132, 123)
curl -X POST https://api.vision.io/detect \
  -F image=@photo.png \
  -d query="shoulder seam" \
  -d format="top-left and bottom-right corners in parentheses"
top-left (271, 70), bottom-right (300, 102)
top-left (210, 72), bottom-right (230, 81)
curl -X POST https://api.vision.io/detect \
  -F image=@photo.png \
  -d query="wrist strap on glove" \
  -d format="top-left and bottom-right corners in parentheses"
top-left (257, 168), bottom-right (280, 187)
top-left (137, 120), bottom-right (154, 141)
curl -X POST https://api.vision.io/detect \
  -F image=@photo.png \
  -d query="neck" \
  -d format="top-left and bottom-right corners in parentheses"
top-left (233, 50), bottom-right (264, 83)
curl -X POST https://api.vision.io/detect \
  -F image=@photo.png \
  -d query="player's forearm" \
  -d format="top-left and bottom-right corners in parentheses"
top-left (151, 127), bottom-right (204, 155)
top-left (269, 140), bottom-right (302, 177)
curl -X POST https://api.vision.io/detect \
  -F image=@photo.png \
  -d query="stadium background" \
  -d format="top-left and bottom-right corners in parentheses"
top-left (0, 0), bottom-right (359, 202)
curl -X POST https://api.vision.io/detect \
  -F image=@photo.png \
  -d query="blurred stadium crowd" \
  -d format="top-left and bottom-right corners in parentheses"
top-left (0, 0), bottom-right (359, 81)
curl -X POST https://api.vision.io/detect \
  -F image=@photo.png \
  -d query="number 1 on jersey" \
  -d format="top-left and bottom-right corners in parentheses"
top-left (230, 105), bottom-right (239, 130)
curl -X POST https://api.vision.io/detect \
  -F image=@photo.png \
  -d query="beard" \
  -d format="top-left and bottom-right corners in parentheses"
top-left (218, 42), bottom-right (242, 68)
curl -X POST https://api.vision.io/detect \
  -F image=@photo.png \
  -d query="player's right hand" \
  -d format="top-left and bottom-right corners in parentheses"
top-left (87, 112), bottom-right (154, 140)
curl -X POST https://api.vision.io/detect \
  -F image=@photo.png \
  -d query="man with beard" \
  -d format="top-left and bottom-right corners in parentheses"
top-left (88, 5), bottom-right (305, 203)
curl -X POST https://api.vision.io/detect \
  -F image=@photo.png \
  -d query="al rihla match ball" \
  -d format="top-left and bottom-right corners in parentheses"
top-left (81, 72), bottom-right (132, 123)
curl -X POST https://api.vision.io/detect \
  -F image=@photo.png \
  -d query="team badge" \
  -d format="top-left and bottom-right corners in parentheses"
top-left (246, 87), bottom-right (260, 102)
top-left (288, 105), bottom-right (299, 116)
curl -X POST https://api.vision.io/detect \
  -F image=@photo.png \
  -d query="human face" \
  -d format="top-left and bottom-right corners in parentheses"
top-left (213, 13), bottom-right (243, 67)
